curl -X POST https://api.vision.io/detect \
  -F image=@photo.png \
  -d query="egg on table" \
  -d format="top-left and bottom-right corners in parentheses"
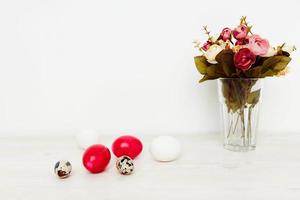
top-left (149, 136), bottom-right (181, 162)
top-left (54, 160), bottom-right (72, 179)
top-left (116, 155), bottom-right (134, 175)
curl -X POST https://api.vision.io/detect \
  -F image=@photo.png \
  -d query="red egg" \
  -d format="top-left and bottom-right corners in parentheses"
top-left (112, 135), bottom-right (143, 159)
top-left (82, 144), bottom-right (111, 173)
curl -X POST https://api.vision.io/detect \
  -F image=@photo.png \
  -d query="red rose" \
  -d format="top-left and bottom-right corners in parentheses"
top-left (233, 25), bottom-right (248, 40)
top-left (219, 27), bottom-right (231, 41)
top-left (234, 48), bottom-right (256, 71)
top-left (235, 38), bottom-right (249, 45)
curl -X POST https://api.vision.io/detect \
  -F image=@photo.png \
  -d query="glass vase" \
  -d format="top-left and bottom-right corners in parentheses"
top-left (217, 78), bottom-right (263, 152)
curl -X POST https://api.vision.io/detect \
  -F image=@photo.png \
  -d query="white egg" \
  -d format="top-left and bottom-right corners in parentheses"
top-left (150, 136), bottom-right (181, 162)
top-left (76, 129), bottom-right (100, 149)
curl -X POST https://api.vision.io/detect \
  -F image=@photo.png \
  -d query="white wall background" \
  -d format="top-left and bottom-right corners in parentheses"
top-left (0, 0), bottom-right (299, 135)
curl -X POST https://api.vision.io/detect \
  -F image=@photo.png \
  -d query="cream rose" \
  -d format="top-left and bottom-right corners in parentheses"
top-left (218, 40), bottom-right (230, 49)
top-left (282, 44), bottom-right (296, 54)
top-left (262, 47), bottom-right (277, 57)
top-left (204, 44), bottom-right (223, 64)
top-left (210, 34), bottom-right (219, 43)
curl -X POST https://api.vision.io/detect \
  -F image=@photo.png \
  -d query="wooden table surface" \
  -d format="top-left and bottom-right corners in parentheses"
top-left (0, 133), bottom-right (300, 200)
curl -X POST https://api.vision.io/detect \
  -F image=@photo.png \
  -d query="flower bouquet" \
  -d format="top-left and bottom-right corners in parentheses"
top-left (194, 17), bottom-right (295, 151)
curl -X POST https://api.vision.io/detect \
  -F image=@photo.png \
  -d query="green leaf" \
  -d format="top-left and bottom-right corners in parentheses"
top-left (215, 50), bottom-right (236, 76)
top-left (253, 56), bottom-right (268, 67)
top-left (247, 89), bottom-right (261, 105)
top-left (261, 69), bottom-right (275, 77)
top-left (194, 56), bottom-right (210, 75)
top-left (261, 55), bottom-right (291, 72)
top-left (198, 75), bottom-right (216, 83)
top-left (245, 67), bottom-right (262, 78)
top-left (206, 65), bottom-right (224, 77)
top-left (245, 55), bottom-right (291, 78)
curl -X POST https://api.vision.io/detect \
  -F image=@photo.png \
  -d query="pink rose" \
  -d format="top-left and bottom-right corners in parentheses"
top-left (219, 27), bottom-right (231, 41)
top-left (246, 34), bottom-right (270, 56)
top-left (234, 48), bottom-right (256, 71)
top-left (201, 41), bottom-right (212, 51)
top-left (233, 25), bottom-right (248, 40)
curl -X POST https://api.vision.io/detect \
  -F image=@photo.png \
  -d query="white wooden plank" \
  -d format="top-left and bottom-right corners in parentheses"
top-left (0, 134), bottom-right (300, 200)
